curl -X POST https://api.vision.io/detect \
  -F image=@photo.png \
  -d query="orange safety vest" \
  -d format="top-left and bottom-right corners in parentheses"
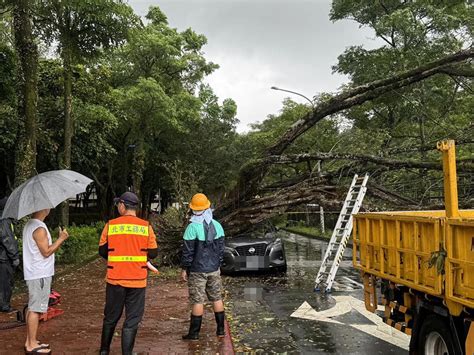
top-left (107, 215), bottom-right (150, 280)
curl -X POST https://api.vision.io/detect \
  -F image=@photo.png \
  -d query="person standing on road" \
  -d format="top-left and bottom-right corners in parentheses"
top-left (181, 193), bottom-right (226, 340)
top-left (98, 192), bottom-right (158, 355)
top-left (23, 208), bottom-right (69, 354)
top-left (0, 197), bottom-right (20, 313)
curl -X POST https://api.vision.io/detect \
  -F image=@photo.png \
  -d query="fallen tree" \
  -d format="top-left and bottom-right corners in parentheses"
top-left (156, 45), bottom-right (473, 263)
top-left (215, 48), bottom-right (474, 233)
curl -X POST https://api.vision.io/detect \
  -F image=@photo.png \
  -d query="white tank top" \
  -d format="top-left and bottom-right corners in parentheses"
top-left (22, 219), bottom-right (55, 280)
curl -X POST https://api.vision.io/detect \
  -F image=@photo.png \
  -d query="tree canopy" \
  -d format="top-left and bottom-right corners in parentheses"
top-left (0, 1), bottom-right (471, 234)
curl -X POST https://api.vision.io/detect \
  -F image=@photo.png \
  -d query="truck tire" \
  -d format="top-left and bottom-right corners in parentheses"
top-left (417, 315), bottom-right (456, 355)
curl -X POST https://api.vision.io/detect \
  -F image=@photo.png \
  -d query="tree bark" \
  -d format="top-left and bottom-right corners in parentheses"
top-left (13, 0), bottom-right (38, 187)
top-left (132, 136), bottom-right (145, 199)
top-left (59, 40), bottom-right (74, 226)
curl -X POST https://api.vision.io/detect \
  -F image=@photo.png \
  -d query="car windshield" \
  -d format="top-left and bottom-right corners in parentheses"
top-left (235, 221), bottom-right (278, 238)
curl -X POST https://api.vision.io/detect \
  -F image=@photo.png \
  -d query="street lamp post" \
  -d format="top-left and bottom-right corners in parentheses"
top-left (270, 86), bottom-right (314, 107)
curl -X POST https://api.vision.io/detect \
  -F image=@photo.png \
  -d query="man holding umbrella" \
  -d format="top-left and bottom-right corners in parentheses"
top-left (23, 209), bottom-right (69, 354)
top-left (1, 169), bottom-right (92, 354)
top-left (0, 196), bottom-right (20, 313)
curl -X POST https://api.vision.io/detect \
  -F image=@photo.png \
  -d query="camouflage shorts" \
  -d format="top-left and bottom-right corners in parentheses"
top-left (188, 270), bottom-right (223, 304)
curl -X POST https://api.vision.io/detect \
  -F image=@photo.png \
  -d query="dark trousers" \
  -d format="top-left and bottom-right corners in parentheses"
top-left (103, 283), bottom-right (146, 330)
top-left (0, 262), bottom-right (14, 311)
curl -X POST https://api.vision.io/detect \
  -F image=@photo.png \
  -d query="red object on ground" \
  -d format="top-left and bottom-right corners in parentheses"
top-left (38, 290), bottom-right (64, 322)
top-left (39, 307), bottom-right (64, 322)
top-left (48, 290), bottom-right (61, 306)
top-left (0, 259), bottom-right (235, 353)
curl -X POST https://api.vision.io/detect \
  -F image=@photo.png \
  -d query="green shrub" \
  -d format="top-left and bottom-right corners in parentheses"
top-left (55, 222), bottom-right (104, 264)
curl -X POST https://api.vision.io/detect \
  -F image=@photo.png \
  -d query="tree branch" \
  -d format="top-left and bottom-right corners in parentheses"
top-left (440, 65), bottom-right (474, 77)
top-left (261, 152), bottom-right (474, 172)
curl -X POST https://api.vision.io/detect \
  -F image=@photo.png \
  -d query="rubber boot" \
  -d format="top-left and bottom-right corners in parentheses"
top-left (182, 314), bottom-right (202, 340)
top-left (99, 324), bottom-right (116, 355)
top-left (214, 311), bottom-right (225, 337)
top-left (215, 311), bottom-right (225, 337)
top-left (121, 327), bottom-right (138, 355)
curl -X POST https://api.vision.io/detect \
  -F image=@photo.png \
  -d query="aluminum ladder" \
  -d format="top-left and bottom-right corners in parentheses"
top-left (314, 173), bottom-right (369, 292)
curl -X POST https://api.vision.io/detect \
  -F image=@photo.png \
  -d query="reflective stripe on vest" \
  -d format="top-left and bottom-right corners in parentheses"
top-left (108, 256), bottom-right (147, 262)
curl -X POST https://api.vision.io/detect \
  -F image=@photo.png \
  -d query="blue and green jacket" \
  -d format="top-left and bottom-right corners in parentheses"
top-left (181, 219), bottom-right (225, 273)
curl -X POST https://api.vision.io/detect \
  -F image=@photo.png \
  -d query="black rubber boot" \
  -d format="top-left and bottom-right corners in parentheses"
top-left (215, 311), bottom-right (225, 337)
top-left (182, 314), bottom-right (202, 340)
top-left (99, 323), bottom-right (116, 355)
top-left (121, 327), bottom-right (138, 355)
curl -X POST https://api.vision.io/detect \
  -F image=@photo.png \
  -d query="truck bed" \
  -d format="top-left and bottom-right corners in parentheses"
top-left (353, 209), bottom-right (474, 312)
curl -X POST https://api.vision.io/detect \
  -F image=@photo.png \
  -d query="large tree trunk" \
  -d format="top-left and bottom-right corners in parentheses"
top-left (13, 0), bottom-right (38, 187)
top-left (60, 42), bottom-right (74, 226)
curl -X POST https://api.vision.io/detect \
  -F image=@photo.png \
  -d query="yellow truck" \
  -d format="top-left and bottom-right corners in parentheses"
top-left (353, 140), bottom-right (474, 355)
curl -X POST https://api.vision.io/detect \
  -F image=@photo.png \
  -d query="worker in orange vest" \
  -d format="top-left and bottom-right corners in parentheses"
top-left (98, 192), bottom-right (158, 355)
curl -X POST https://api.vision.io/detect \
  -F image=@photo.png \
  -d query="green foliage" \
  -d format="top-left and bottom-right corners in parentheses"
top-left (155, 207), bottom-right (184, 231)
top-left (0, 43), bottom-right (16, 102)
top-left (0, 0), bottom-right (471, 230)
top-left (242, 98), bottom-right (341, 187)
top-left (55, 222), bottom-right (104, 264)
top-left (35, 0), bottom-right (138, 61)
top-left (0, 2), bottom-right (241, 213)
top-left (145, 6), bottom-right (168, 26)
top-left (325, 0), bottom-right (474, 203)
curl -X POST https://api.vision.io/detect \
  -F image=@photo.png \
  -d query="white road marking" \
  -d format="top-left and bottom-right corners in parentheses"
top-left (332, 281), bottom-right (354, 292)
top-left (291, 296), bottom-right (410, 350)
top-left (341, 276), bottom-right (364, 288)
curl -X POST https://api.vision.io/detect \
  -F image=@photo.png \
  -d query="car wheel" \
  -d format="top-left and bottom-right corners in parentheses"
top-left (417, 315), bottom-right (456, 355)
top-left (277, 265), bottom-right (287, 273)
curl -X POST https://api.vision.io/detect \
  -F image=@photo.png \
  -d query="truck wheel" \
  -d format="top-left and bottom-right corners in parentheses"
top-left (418, 315), bottom-right (456, 355)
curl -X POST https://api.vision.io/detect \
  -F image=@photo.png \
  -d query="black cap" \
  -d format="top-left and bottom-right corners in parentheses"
top-left (114, 192), bottom-right (139, 206)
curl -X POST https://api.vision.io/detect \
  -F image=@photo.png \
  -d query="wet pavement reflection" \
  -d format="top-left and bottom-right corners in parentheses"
top-left (223, 231), bottom-right (407, 354)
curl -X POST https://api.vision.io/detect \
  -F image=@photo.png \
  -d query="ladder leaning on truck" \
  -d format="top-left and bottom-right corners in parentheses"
top-left (353, 140), bottom-right (474, 355)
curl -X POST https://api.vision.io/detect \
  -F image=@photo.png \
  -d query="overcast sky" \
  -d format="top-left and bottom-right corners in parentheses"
top-left (128, 0), bottom-right (380, 132)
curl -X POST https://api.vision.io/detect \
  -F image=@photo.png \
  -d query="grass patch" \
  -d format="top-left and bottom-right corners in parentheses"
top-left (149, 266), bottom-right (180, 280)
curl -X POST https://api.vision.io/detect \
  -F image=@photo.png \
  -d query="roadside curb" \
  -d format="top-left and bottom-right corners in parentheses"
top-left (223, 317), bottom-right (235, 354)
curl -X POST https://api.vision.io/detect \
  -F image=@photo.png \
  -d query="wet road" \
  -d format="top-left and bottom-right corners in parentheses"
top-left (223, 232), bottom-right (409, 354)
